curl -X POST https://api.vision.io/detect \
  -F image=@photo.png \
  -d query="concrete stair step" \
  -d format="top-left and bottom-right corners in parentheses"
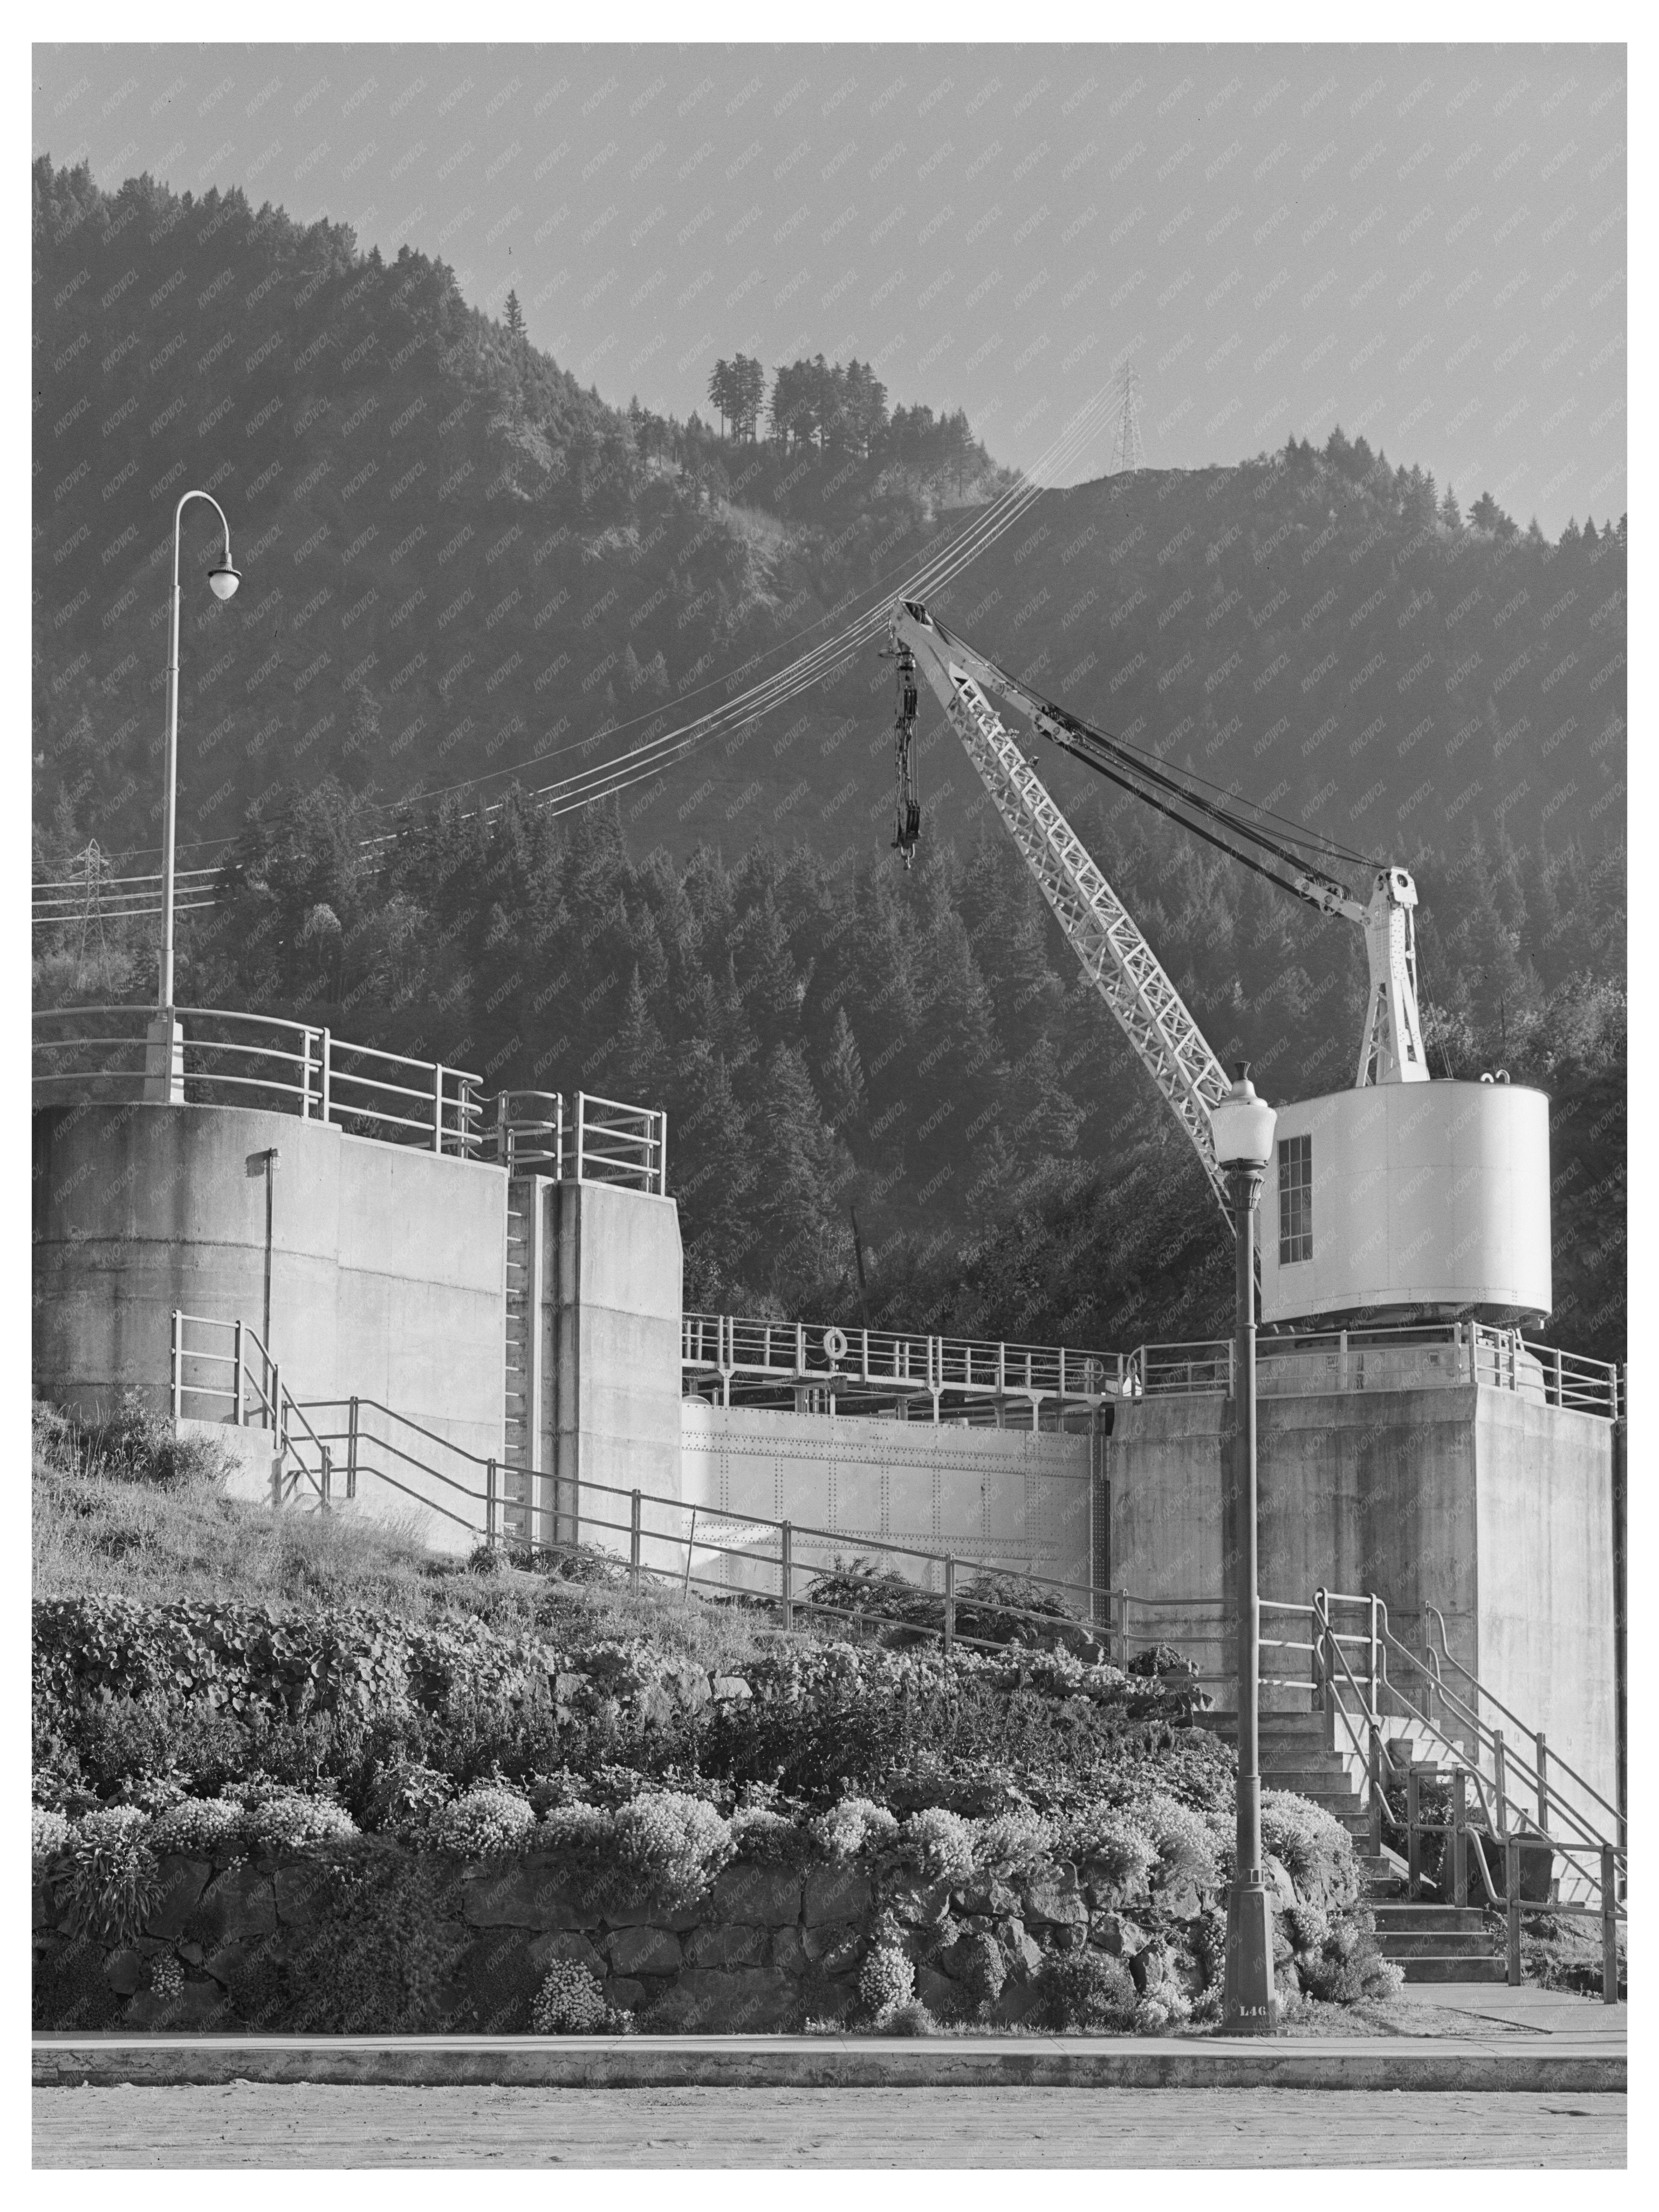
top-left (1373, 1905), bottom-right (1492, 1933)
top-left (1399, 1955), bottom-right (1508, 1984)
top-left (1377, 1930), bottom-right (1500, 1959)
top-left (1262, 1771), bottom-right (1363, 1802)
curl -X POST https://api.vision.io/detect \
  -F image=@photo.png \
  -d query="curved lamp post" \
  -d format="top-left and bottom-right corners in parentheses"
top-left (146, 492), bottom-right (241, 1102)
top-left (1209, 1061), bottom-right (1278, 2034)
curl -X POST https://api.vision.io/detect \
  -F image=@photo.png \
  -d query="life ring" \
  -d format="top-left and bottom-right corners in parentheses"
top-left (823, 1326), bottom-right (849, 1364)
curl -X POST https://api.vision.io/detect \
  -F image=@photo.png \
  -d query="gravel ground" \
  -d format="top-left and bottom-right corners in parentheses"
top-left (33, 2084), bottom-right (1626, 2167)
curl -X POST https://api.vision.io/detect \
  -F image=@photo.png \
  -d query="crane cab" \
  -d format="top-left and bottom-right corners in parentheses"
top-left (1258, 1077), bottom-right (1552, 1327)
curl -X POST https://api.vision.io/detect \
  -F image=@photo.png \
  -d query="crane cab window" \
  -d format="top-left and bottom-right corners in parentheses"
top-left (1278, 1135), bottom-right (1313, 1264)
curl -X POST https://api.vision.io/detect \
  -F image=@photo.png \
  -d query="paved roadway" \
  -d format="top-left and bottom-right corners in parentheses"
top-left (33, 2084), bottom-right (1626, 2166)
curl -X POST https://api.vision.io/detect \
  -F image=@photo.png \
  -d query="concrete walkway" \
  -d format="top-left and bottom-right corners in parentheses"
top-left (33, 1988), bottom-right (1625, 2093)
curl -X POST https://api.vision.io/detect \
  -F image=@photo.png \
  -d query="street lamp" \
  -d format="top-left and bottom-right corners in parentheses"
top-left (146, 493), bottom-right (241, 1103)
top-left (1209, 1060), bottom-right (1279, 2035)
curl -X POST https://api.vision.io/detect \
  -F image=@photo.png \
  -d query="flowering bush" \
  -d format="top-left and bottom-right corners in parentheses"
top-left (898, 1807), bottom-right (976, 1884)
top-left (32, 1808), bottom-right (70, 1873)
top-left (1282, 1903), bottom-right (1330, 1953)
top-left (609, 1791), bottom-right (733, 1909)
top-left (973, 1806), bottom-right (1053, 1877)
top-left (858, 1940), bottom-right (915, 2020)
top-left (55, 1805), bottom-right (162, 1943)
top-left (147, 1797), bottom-right (247, 1856)
top-left (810, 1797), bottom-right (899, 1861)
top-left (149, 1953), bottom-right (185, 2001)
top-left (231, 1788), bottom-right (359, 1854)
top-left (1262, 1790), bottom-right (1358, 1906)
top-left (531, 1959), bottom-right (617, 2034)
top-left (1131, 1989), bottom-right (1191, 2034)
top-left (1138, 1793), bottom-right (1221, 1890)
top-left (1058, 1807), bottom-right (1158, 1896)
top-left (429, 1784), bottom-right (535, 1858)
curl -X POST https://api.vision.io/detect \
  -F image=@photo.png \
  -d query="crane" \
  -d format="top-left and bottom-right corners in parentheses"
top-left (887, 597), bottom-right (1430, 1213)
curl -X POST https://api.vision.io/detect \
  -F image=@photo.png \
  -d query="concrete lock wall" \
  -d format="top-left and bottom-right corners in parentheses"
top-left (1471, 1389), bottom-right (1618, 1839)
top-left (33, 1102), bottom-right (509, 1511)
top-left (501, 1177), bottom-right (685, 1552)
top-left (677, 1402), bottom-right (1098, 1600)
top-left (1110, 1379), bottom-right (1617, 1816)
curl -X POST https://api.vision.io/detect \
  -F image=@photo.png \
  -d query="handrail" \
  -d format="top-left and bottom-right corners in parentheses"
top-left (1311, 1583), bottom-right (1625, 1975)
top-left (1366, 1600), bottom-right (1621, 1863)
top-left (683, 1311), bottom-right (1622, 1420)
top-left (34, 1004), bottom-right (481, 1158)
top-left (1421, 1601), bottom-right (1624, 1832)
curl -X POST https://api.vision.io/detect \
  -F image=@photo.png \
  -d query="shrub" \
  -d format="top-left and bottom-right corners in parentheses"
top-left (148, 1797), bottom-right (247, 1855)
top-left (1131, 1991), bottom-right (1190, 2033)
top-left (1059, 1807), bottom-right (1157, 1896)
top-left (880, 1997), bottom-right (938, 2036)
top-left (810, 1796), bottom-right (899, 1861)
top-left (858, 1941), bottom-right (915, 2020)
top-left (729, 1806), bottom-right (804, 1863)
top-left (358, 1757), bottom-right (456, 1841)
top-left (1135, 1792), bottom-right (1220, 1889)
top-left (531, 1959), bottom-right (612, 2034)
top-left (1282, 1903), bottom-right (1330, 1953)
top-left (899, 1807), bottom-right (976, 1884)
top-left (79, 1390), bottom-right (240, 1489)
top-left (1295, 1920), bottom-right (1403, 2005)
top-left (55, 1806), bottom-right (163, 1943)
top-left (1262, 1790), bottom-right (1357, 1905)
top-left (608, 1791), bottom-right (733, 1909)
top-left (237, 1845), bottom-right (466, 2033)
top-left (973, 1805), bottom-right (1053, 1876)
top-left (32, 1807), bottom-right (70, 1874)
top-left (1032, 1949), bottom-right (1137, 2030)
top-left (149, 1953), bottom-right (185, 2000)
top-left (229, 1786), bottom-right (360, 1854)
top-left (429, 1784), bottom-right (535, 1858)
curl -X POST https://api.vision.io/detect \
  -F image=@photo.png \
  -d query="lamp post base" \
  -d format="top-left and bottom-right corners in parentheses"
top-left (1222, 1875), bottom-right (1279, 2034)
top-left (143, 1013), bottom-right (184, 1105)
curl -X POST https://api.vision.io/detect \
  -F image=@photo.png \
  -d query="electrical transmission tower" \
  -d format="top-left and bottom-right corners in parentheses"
top-left (1110, 365), bottom-right (1145, 474)
top-left (69, 841), bottom-right (112, 965)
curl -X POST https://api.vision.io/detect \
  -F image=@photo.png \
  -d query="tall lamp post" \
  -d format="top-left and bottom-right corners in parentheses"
top-left (1210, 1061), bottom-right (1279, 2035)
top-left (144, 491), bottom-right (241, 1103)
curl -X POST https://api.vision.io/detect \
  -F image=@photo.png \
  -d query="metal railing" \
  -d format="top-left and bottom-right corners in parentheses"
top-left (492, 1089), bottom-right (667, 1194)
top-left (293, 1390), bottom-right (1191, 1659)
top-left (682, 1313), bottom-right (1121, 1422)
top-left (1124, 1321), bottom-right (1622, 1420)
top-left (34, 1005), bottom-right (481, 1157)
top-left (1305, 1586), bottom-right (1626, 1995)
top-left (169, 1310), bottom-right (335, 1505)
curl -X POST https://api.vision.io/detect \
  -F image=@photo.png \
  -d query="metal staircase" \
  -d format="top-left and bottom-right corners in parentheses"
top-left (1202, 1707), bottom-right (1504, 1981)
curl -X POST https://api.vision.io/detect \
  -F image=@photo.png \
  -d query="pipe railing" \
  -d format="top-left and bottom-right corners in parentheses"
top-left (683, 1312), bottom-right (1123, 1418)
top-left (34, 1005), bottom-right (481, 1157)
top-left (492, 1089), bottom-right (667, 1194)
top-left (1309, 1587), bottom-right (1625, 1973)
top-left (684, 1314), bottom-right (1622, 1422)
top-left (169, 1310), bottom-right (335, 1506)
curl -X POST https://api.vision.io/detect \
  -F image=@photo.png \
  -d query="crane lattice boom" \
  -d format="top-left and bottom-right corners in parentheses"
top-left (893, 599), bottom-right (1234, 1211)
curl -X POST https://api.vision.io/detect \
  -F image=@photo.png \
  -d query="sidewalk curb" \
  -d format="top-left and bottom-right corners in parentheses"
top-left (32, 2036), bottom-right (1626, 2093)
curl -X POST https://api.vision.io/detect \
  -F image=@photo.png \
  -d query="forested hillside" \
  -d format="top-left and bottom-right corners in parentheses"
top-left (32, 157), bottom-right (1626, 1365)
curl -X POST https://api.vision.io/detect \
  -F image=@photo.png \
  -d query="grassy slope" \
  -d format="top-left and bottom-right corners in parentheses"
top-left (32, 1435), bottom-right (769, 1676)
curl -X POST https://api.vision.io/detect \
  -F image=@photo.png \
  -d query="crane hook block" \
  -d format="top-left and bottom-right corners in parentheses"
top-left (891, 643), bottom-right (921, 870)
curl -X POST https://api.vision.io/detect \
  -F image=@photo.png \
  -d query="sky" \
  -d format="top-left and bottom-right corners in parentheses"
top-left (33, 41), bottom-right (1626, 531)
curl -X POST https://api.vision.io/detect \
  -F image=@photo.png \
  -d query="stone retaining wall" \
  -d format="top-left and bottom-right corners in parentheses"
top-left (33, 1838), bottom-right (1243, 2036)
